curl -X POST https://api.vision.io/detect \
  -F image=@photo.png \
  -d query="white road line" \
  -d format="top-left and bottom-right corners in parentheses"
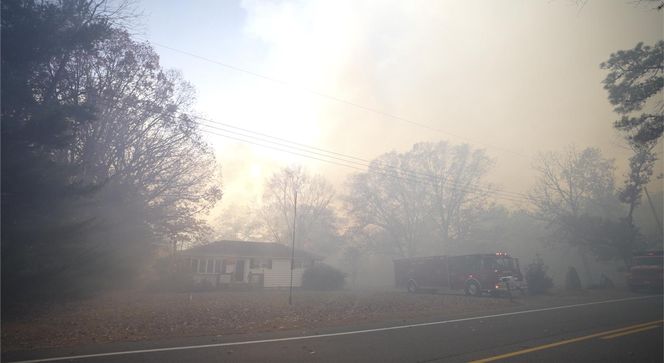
top-left (8, 295), bottom-right (662, 363)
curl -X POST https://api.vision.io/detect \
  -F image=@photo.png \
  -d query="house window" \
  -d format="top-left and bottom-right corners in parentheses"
top-left (250, 258), bottom-right (259, 269)
top-left (225, 260), bottom-right (235, 274)
top-left (191, 259), bottom-right (199, 273)
top-left (207, 259), bottom-right (214, 273)
top-left (214, 259), bottom-right (222, 273)
top-left (250, 258), bottom-right (272, 269)
top-left (198, 259), bottom-right (207, 274)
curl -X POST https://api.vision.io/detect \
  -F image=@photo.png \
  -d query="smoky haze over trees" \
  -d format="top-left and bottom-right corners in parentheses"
top-left (260, 166), bottom-right (342, 255)
top-left (529, 147), bottom-right (623, 279)
top-left (1, 0), bottom-right (221, 301)
top-left (345, 142), bottom-right (493, 258)
top-left (527, 33), bottom-right (663, 275)
top-left (1, 0), bottom-right (662, 306)
top-left (213, 166), bottom-right (344, 257)
top-left (215, 204), bottom-right (268, 242)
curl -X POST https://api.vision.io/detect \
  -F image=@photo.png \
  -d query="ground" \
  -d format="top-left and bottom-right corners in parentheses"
top-left (0, 287), bottom-right (640, 353)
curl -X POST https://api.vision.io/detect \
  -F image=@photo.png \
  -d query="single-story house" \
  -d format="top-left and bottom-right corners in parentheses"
top-left (179, 240), bottom-right (322, 288)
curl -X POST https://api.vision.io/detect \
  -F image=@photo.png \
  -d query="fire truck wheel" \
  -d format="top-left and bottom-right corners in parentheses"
top-left (407, 280), bottom-right (419, 293)
top-left (465, 281), bottom-right (481, 296)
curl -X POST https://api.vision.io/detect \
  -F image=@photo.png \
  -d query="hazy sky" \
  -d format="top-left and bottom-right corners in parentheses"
top-left (138, 0), bottom-right (662, 211)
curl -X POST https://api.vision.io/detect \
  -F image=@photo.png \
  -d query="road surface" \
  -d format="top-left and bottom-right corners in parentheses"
top-left (4, 294), bottom-right (662, 363)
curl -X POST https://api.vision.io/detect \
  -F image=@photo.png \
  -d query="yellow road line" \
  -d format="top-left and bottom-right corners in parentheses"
top-left (600, 324), bottom-right (661, 340)
top-left (469, 320), bottom-right (663, 363)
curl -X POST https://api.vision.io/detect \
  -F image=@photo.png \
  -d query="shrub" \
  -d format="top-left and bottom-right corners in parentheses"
top-left (302, 263), bottom-right (346, 290)
top-left (525, 255), bottom-right (554, 295)
top-left (565, 267), bottom-right (582, 290)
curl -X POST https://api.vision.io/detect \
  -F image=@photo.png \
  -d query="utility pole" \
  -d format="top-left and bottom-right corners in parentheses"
top-left (644, 187), bottom-right (663, 236)
top-left (289, 189), bottom-right (298, 305)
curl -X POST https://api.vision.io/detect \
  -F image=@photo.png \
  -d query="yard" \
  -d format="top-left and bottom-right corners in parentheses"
top-left (1, 287), bottom-right (638, 353)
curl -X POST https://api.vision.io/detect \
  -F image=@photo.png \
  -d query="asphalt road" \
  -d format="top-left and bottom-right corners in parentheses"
top-left (4, 294), bottom-right (662, 363)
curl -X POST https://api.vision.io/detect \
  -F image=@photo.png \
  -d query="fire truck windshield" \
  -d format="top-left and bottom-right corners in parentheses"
top-left (484, 257), bottom-right (515, 271)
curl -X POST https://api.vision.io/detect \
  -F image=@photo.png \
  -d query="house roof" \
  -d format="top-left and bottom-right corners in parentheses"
top-left (181, 240), bottom-right (322, 260)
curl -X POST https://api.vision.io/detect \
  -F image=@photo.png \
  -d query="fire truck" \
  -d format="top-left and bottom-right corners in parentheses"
top-left (627, 250), bottom-right (663, 292)
top-left (394, 252), bottom-right (527, 296)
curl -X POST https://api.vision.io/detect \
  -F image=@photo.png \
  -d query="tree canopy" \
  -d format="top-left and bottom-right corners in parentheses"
top-left (601, 41), bottom-right (663, 145)
top-left (259, 166), bottom-right (341, 254)
top-left (528, 146), bottom-right (646, 269)
top-left (600, 31), bottom-right (662, 249)
top-left (1, 0), bottom-right (221, 300)
top-left (345, 141), bottom-right (493, 257)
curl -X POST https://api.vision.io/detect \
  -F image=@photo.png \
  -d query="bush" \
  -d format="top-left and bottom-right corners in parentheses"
top-left (565, 267), bottom-right (582, 290)
top-left (525, 255), bottom-right (554, 295)
top-left (302, 263), bottom-right (346, 290)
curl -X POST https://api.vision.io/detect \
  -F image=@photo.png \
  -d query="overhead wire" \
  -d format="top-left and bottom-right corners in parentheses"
top-left (145, 39), bottom-right (530, 159)
top-left (135, 39), bottom-right (534, 203)
top-left (198, 127), bottom-right (530, 205)
top-left (195, 120), bottom-right (533, 204)
top-left (195, 118), bottom-right (531, 202)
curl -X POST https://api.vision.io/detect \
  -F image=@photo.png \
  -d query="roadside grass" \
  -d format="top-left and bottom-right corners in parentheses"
top-left (0, 287), bottom-right (641, 352)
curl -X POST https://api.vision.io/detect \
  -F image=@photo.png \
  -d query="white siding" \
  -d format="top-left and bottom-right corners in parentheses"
top-left (264, 259), bottom-right (305, 287)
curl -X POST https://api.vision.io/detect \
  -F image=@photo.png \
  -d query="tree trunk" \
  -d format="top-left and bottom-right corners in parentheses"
top-left (579, 247), bottom-right (594, 286)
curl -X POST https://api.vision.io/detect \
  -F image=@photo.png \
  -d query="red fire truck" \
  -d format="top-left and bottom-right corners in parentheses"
top-left (394, 252), bottom-right (526, 296)
top-left (627, 250), bottom-right (663, 292)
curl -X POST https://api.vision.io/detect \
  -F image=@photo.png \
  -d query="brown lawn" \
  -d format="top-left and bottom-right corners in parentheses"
top-left (1, 287), bottom-right (637, 352)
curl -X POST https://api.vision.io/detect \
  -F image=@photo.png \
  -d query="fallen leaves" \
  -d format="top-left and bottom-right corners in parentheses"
top-left (1, 288), bottom-right (633, 352)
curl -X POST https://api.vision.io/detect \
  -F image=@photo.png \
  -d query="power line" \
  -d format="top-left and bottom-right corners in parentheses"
top-left (194, 115), bottom-right (532, 201)
top-left (197, 125), bottom-right (531, 204)
top-left (199, 127), bottom-right (530, 205)
top-left (194, 115), bottom-right (368, 163)
top-left (143, 39), bottom-right (534, 201)
top-left (193, 116), bottom-right (528, 198)
top-left (195, 121), bottom-right (529, 202)
top-left (200, 126), bottom-right (529, 204)
top-left (145, 39), bottom-right (530, 159)
top-left (200, 123), bottom-right (366, 167)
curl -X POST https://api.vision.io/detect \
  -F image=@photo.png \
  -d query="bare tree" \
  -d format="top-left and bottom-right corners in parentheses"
top-left (530, 147), bottom-right (616, 219)
top-left (56, 30), bottom-right (222, 253)
top-left (260, 166), bottom-right (337, 252)
top-left (2, 0), bottom-right (221, 298)
top-left (529, 146), bottom-right (618, 280)
top-left (346, 141), bottom-right (493, 258)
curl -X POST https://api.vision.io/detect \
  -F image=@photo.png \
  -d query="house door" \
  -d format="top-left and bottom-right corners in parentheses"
top-left (234, 260), bottom-right (245, 282)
